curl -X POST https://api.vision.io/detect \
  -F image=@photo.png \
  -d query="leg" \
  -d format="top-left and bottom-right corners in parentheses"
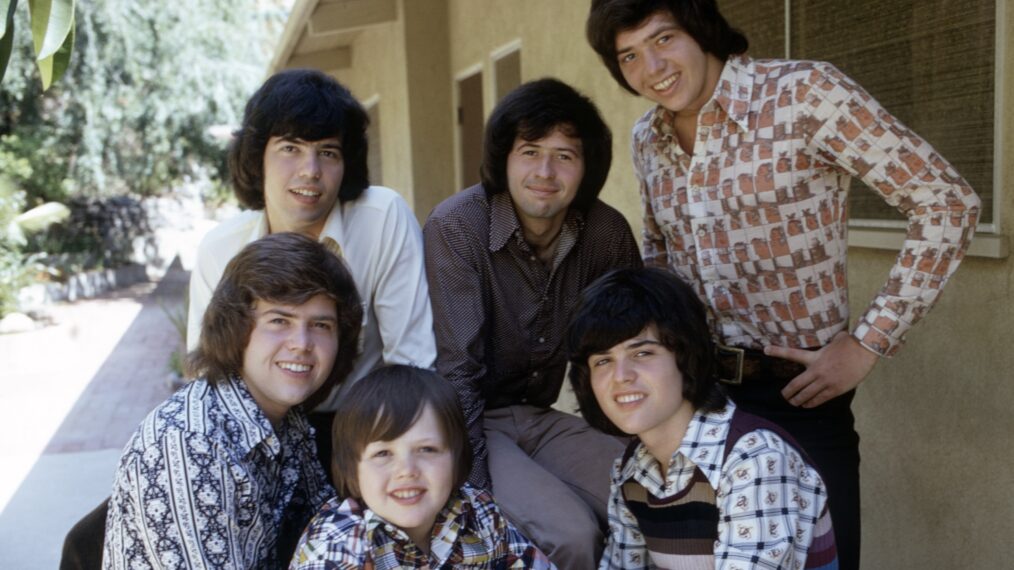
top-left (727, 382), bottom-right (861, 570)
top-left (484, 408), bottom-right (607, 570)
top-left (515, 406), bottom-right (625, 524)
top-left (307, 410), bottom-right (336, 477)
top-left (60, 498), bottom-right (109, 570)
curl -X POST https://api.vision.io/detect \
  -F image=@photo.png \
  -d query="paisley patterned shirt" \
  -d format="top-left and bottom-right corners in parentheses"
top-left (601, 401), bottom-right (832, 570)
top-left (289, 484), bottom-right (555, 569)
top-left (103, 377), bottom-right (334, 569)
top-left (632, 55), bottom-right (980, 357)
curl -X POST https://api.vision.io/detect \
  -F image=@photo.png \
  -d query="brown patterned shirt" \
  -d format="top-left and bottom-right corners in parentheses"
top-left (424, 185), bottom-right (641, 487)
top-left (633, 55), bottom-right (980, 357)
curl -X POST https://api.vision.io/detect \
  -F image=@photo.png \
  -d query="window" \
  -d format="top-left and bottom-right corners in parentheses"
top-left (724, 0), bottom-right (997, 229)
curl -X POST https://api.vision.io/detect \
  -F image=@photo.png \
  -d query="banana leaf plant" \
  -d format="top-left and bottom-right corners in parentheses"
top-left (0, 0), bottom-right (75, 90)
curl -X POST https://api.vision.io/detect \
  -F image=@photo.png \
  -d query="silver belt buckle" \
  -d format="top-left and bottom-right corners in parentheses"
top-left (717, 344), bottom-right (745, 385)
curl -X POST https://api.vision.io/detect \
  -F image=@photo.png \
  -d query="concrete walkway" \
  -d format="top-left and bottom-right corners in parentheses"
top-left (0, 264), bottom-right (188, 569)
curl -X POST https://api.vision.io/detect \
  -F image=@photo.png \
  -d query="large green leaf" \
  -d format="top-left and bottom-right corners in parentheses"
top-left (0, 0), bottom-right (15, 83)
top-left (30, 0), bottom-right (74, 61)
top-left (36, 11), bottom-right (71, 90)
top-left (0, 0), bottom-right (13, 38)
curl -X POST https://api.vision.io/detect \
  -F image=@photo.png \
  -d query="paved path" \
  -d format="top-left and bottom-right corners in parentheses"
top-left (0, 265), bottom-right (187, 569)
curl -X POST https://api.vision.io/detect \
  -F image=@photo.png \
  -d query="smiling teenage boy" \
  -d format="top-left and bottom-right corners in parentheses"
top-left (103, 232), bottom-right (363, 568)
top-left (586, 2), bottom-right (980, 567)
top-left (188, 70), bottom-right (436, 454)
top-left (424, 79), bottom-right (641, 569)
top-left (568, 268), bottom-right (837, 569)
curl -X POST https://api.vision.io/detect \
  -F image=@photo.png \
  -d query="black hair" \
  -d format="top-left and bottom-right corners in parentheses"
top-left (479, 78), bottom-right (612, 212)
top-left (587, 0), bottom-right (749, 95)
top-left (567, 267), bottom-right (725, 436)
top-left (229, 69), bottom-right (370, 208)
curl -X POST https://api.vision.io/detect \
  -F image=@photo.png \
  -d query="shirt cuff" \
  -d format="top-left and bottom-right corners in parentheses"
top-left (852, 303), bottom-right (908, 357)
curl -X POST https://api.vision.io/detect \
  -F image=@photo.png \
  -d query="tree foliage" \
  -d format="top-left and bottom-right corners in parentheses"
top-left (0, 0), bottom-right (75, 90)
top-left (0, 0), bottom-right (288, 204)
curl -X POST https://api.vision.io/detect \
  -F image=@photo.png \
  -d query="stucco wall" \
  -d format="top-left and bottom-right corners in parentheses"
top-left (330, 12), bottom-right (415, 208)
top-left (847, 3), bottom-right (1014, 565)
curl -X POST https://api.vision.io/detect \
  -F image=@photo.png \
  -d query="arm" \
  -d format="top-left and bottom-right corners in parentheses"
top-left (776, 63), bottom-right (980, 406)
top-left (186, 248), bottom-right (217, 353)
top-left (368, 195), bottom-right (438, 369)
top-left (114, 432), bottom-right (249, 569)
top-left (715, 438), bottom-right (831, 569)
top-left (631, 119), bottom-right (669, 269)
top-left (423, 214), bottom-right (491, 489)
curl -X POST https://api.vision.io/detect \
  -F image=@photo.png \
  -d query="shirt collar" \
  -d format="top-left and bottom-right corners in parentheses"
top-left (649, 54), bottom-right (754, 141)
top-left (215, 375), bottom-right (303, 458)
top-left (617, 400), bottom-right (736, 492)
top-left (487, 190), bottom-right (586, 254)
top-left (358, 488), bottom-right (470, 565)
top-left (254, 202), bottom-right (346, 246)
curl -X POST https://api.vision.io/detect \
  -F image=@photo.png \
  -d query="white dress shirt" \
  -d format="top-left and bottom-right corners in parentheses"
top-left (187, 186), bottom-right (437, 411)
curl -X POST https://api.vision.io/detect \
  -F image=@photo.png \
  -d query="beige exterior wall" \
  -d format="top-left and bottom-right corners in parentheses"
top-left (280, 1), bottom-right (1013, 566)
top-left (326, 13), bottom-right (416, 209)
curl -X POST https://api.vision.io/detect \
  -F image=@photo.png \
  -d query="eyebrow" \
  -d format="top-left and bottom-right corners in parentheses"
top-left (516, 141), bottom-right (582, 155)
top-left (261, 308), bottom-right (338, 323)
top-left (616, 22), bottom-right (680, 55)
top-left (276, 136), bottom-right (343, 150)
top-left (589, 338), bottom-right (661, 356)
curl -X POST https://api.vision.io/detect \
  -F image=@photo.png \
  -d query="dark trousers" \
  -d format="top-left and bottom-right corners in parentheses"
top-left (60, 499), bottom-right (108, 569)
top-left (726, 380), bottom-right (861, 570)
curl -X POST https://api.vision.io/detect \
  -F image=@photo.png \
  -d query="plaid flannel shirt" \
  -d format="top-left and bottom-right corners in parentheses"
top-left (290, 484), bottom-right (555, 569)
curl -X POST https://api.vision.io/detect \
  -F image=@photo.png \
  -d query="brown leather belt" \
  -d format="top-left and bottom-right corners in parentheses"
top-left (716, 344), bottom-right (814, 385)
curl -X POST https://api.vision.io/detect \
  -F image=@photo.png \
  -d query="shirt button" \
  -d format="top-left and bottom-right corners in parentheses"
top-left (529, 255), bottom-right (536, 262)
top-left (538, 337), bottom-right (545, 343)
top-left (697, 228), bottom-right (706, 236)
top-left (532, 371), bottom-right (539, 378)
top-left (521, 397), bottom-right (528, 403)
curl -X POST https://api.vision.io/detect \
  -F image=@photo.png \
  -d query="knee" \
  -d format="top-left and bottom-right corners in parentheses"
top-left (528, 507), bottom-right (603, 570)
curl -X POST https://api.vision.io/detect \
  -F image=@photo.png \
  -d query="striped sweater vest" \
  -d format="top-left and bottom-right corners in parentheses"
top-left (619, 409), bottom-right (838, 569)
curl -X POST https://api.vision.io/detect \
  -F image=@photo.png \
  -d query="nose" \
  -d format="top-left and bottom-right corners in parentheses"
top-left (300, 152), bottom-right (322, 180)
top-left (644, 48), bottom-right (665, 75)
top-left (613, 357), bottom-right (635, 384)
top-left (394, 453), bottom-right (419, 478)
top-left (287, 325), bottom-right (313, 352)
top-left (534, 154), bottom-right (555, 179)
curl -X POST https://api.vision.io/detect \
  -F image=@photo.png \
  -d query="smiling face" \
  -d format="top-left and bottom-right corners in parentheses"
top-left (356, 404), bottom-right (455, 552)
top-left (614, 11), bottom-right (723, 119)
top-left (506, 127), bottom-right (584, 238)
top-left (241, 294), bottom-right (339, 425)
top-left (262, 136), bottom-right (344, 238)
top-left (588, 325), bottom-right (696, 463)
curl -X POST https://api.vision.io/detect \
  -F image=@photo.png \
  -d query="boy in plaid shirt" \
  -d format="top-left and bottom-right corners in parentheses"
top-left (290, 365), bottom-right (554, 569)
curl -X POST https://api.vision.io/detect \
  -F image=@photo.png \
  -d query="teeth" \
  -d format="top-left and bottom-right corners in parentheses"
top-left (290, 188), bottom-right (320, 197)
top-left (652, 74), bottom-right (678, 91)
top-left (616, 393), bottom-right (645, 404)
top-left (278, 362), bottom-right (311, 373)
top-left (392, 489), bottom-right (422, 499)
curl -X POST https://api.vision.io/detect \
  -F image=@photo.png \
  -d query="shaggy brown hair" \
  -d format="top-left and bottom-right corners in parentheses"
top-left (186, 232), bottom-right (363, 410)
top-left (330, 365), bottom-right (472, 499)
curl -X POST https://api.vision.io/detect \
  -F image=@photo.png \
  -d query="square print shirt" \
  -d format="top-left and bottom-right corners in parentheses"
top-left (632, 55), bottom-right (980, 356)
